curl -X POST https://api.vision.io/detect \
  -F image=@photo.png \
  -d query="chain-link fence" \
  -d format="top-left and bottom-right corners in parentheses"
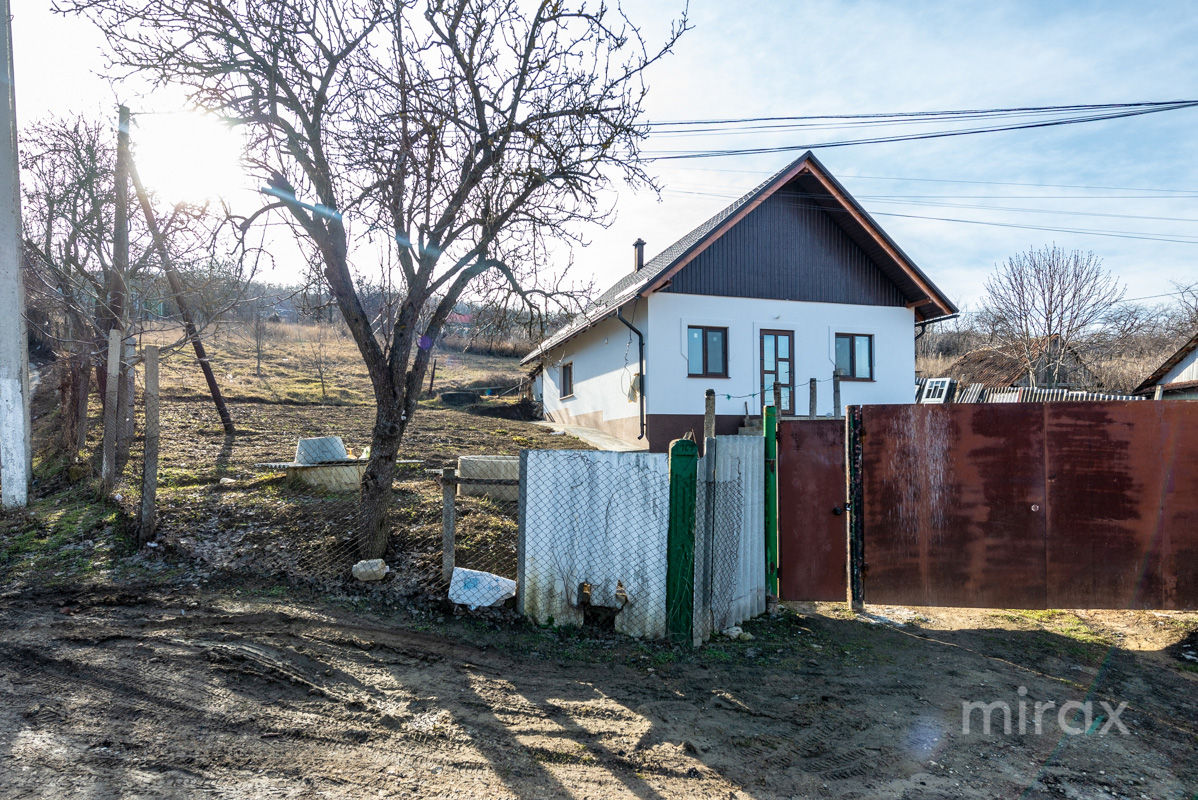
top-left (520, 449), bottom-right (673, 638)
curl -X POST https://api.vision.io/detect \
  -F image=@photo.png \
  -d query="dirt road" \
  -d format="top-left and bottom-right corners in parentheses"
top-left (1, 586), bottom-right (1195, 799)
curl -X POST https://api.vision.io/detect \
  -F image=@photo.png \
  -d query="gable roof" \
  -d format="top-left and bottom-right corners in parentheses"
top-left (522, 150), bottom-right (956, 364)
top-left (946, 337), bottom-right (1091, 388)
top-left (1133, 329), bottom-right (1198, 394)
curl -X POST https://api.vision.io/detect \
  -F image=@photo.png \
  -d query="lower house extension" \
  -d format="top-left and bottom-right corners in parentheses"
top-left (521, 151), bottom-right (957, 452)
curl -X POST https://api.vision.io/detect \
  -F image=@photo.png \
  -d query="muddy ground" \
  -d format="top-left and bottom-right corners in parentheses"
top-left (1, 582), bottom-right (1195, 799)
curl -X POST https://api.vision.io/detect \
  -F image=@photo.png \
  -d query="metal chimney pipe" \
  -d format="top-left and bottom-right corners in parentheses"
top-left (633, 238), bottom-right (646, 271)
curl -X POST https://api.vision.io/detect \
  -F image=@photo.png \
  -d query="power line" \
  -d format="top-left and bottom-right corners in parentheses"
top-left (645, 101), bottom-right (1198, 127)
top-left (661, 189), bottom-right (1198, 245)
top-left (645, 102), bottom-right (1198, 160)
top-left (660, 165), bottom-right (1198, 196)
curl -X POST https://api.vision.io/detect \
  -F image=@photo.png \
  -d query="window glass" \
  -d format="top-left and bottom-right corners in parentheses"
top-left (687, 328), bottom-right (704, 375)
top-left (763, 334), bottom-right (775, 364)
top-left (835, 335), bottom-right (852, 376)
top-left (777, 335), bottom-right (789, 359)
top-left (561, 363), bottom-right (573, 396)
top-left (706, 329), bottom-right (725, 375)
top-left (854, 335), bottom-right (872, 379)
top-left (778, 361), bottom-right (790, 384)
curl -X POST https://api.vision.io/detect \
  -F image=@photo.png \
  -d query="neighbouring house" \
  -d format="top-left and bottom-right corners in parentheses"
top-left (521, 150), bottom-right (957, 451)
top-left (1133, 330), bottom-right (1198, 399)
top-left (945, 336), bottom-right (1097, 391)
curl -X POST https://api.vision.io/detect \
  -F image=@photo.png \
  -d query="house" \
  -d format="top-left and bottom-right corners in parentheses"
top-left (521, 151), bottom-right (957, 451)
top-left (945, 336), bottom-right (1097, 391)
top-left (1133, 330), bottom-right (1198, 399)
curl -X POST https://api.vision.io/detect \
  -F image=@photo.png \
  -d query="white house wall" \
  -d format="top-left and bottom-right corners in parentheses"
top-left (1161, 347), bottom-right (1198, 387)
top-left (539, 300), bottom-right (647, 437)
top-left (646, 291), bottom-right (915, 418)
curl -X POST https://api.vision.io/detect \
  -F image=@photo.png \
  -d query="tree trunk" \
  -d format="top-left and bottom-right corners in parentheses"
top-left (358, 401), bottom-right (410, 558)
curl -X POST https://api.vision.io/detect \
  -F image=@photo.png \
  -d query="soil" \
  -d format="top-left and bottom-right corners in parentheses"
top-left (1, 585), bottom-right (1194, 799)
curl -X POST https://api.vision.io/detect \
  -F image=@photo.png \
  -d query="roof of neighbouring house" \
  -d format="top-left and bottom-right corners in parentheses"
top-left (520, 150), bottom-right (956, 364)
top-left (946, 336), bottom-right (1091, 388)
top-left (1133, 329), bottom-right (1198, 394)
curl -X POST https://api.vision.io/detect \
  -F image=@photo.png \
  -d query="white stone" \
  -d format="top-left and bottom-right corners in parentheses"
top-left (721, 626), bottom-right (742, 640)
top-left (352, 559), bottom-right (389, 582)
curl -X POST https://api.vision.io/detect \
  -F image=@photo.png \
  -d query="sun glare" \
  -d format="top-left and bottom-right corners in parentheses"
top-left (131, 112), bottom-right (246, 203)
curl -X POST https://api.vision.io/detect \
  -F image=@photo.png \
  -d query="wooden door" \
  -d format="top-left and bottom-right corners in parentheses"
top-left (760, 330), bottom-right (794, 415)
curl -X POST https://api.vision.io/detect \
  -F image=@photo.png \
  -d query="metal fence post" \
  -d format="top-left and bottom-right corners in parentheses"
top-left (441, 466), bottom-right (456, 585)
top-left (763, 404), bottom-right (779, 600)
top-left (138, 346), bottom-right (160, 545)
top-left (695, 435), bottom-right (717, 644)
top-left (846, 406), bottom-right (865, 611)
top-left (666, 438), bottom-right (698, 644)
top-left (516, 450), bottom-right (528, 616)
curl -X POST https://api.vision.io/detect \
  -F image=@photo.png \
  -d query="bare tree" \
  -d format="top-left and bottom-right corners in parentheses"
top-left (66, 0), bottom-right (687, 557)
top-left (980, 245), bottom-right (1125, 387)
top-left (22, 113), bottom-right (247, 457)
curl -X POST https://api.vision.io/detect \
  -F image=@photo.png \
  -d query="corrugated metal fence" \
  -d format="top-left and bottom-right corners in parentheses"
top-left (850, 401), bottom-right (1198, 610)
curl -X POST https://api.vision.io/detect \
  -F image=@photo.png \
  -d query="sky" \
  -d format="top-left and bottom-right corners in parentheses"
top-left (13, 0), bottom-right (1198, 312)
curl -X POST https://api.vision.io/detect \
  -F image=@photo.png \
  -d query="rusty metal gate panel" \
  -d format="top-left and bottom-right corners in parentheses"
top-left (1045, 402), bottom-right (1198, 609)
top-left (777, 420), bottom-right (846, 601)
top-left (859, 404), bottom-right (1048, 608)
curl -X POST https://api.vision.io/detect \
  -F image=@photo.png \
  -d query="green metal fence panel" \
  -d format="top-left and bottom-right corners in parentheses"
top-left (763, 405), bottom-right (779, 598)
top-left (666, 438), bottom-right (698, 644)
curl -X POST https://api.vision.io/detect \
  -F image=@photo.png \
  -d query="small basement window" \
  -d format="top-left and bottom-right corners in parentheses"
top-left (687, 326), bottom-right (728, 378)
top-left (560, 362), bottom-right (574, 398)
top-left (834, 333), bottom-right (874, 381)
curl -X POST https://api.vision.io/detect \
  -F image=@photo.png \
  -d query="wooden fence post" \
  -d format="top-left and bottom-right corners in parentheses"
top-left (809, 378), bottom-right (818, 418)
top-left (763, 404), bottom-right (779, 601)
top-left (846, 405), bottom-right (865, 612)
top-left (138, 346), bottom-right (160, 544)
top-left (666, 438), bottom-right (698, 644)
top-left (101, 328), bottom-right (121, 493)
top-left (442, 466), bottom-right (456, 584)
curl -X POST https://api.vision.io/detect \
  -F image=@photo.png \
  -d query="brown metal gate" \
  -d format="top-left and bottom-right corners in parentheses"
top-left (777, 420), bottom-right (846, 601)
top-left (850, 402), bottom-right (1198, 610)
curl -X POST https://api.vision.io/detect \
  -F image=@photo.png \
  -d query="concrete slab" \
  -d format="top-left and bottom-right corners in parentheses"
top-left (531, 421), bottom-right (648, 452)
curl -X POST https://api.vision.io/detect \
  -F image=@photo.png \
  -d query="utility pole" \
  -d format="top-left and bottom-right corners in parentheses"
top-left (0, 0), bottom-right (30, 507)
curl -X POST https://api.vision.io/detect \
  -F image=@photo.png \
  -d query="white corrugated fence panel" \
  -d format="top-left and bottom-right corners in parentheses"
top-left (520, 450), bottom-right (670, 639)
top-left (713, 435), bottom-right (766, 630)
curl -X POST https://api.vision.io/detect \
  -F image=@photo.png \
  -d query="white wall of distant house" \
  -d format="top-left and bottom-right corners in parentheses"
top-left (539, 301), bottom-right (648, 426)
top-left (645, 292), bottom-right (916, 418)
top-left (1161, 347), bottom-right (1198, 386)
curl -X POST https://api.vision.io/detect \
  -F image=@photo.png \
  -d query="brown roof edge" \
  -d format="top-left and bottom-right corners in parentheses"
top-left (1133, 331), bottom-right (1198, 393)
top-left (639, 151), bottom-right (957, 320)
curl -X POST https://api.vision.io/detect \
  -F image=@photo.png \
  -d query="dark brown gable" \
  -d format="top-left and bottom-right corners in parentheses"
top-left (662, 186), bottom-right (906, 306)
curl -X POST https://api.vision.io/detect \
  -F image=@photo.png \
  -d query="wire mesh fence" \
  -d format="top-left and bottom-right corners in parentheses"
top-left (520, 449), bottom-right (673, 639)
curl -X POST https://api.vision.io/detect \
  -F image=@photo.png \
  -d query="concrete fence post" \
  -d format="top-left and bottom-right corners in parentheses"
top-left (138, 345), bottom-right (160, 544)
top-left (101, 328), bottom-right (121, 494)
top-left (809, 378), bottom-right (818, 418)
top-left (703, 388), bottom-right (716, 441)
top-left (833, 374), bottom-right (842, 419)
top-left (442, 466), bottom-right (456, 585)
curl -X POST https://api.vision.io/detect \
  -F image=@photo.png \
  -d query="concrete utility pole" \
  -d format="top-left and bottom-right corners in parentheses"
top-left (0, 0), bottom-right (30, 507)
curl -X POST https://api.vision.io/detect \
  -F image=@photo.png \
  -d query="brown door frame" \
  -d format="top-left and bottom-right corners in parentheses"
top-left (760, 329), bottom-right (795, 415)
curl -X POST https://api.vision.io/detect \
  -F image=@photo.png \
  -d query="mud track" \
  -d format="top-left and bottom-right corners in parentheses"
top-left (1, 588), bottom-right (1194, 798)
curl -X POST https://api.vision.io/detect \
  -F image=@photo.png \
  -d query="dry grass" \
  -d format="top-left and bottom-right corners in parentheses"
top-left (143, 321), bottom-right (531, 405)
